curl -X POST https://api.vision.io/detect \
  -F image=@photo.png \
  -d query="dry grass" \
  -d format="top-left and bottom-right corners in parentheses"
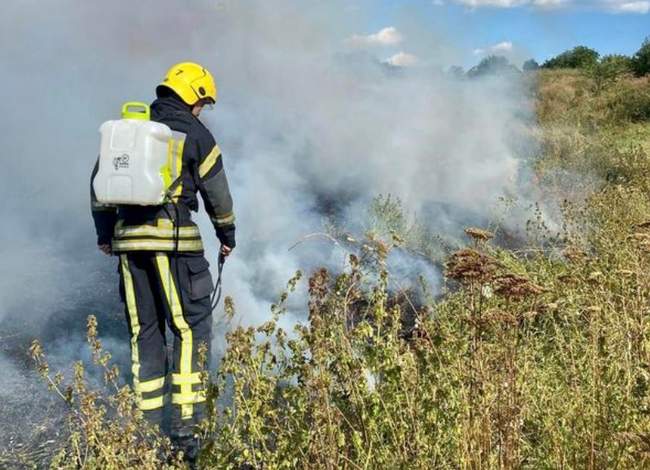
top-left (8, 69), bottom-right (650, 469)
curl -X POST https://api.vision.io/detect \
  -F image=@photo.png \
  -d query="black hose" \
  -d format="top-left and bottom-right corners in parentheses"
top-left (210, 252), bottom-right (225, 310)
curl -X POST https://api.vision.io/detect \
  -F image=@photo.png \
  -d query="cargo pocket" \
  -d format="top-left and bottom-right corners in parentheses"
top-left (184, 257), bottom-right (213, 301)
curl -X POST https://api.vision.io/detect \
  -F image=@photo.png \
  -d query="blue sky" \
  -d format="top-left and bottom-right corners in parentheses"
top-left (358, 0), bottom-right (648, 68)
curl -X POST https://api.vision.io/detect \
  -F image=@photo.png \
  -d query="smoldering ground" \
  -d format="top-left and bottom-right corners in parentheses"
top-left (0, 0), bottom-right (541, 461)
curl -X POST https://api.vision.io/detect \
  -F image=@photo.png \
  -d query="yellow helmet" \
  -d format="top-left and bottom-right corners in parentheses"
top-left (156, 62), bottom-right (217, 106)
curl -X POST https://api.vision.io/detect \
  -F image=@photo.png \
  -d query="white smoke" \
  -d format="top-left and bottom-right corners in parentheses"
top-left (0, 0), bottom-right (540, 450)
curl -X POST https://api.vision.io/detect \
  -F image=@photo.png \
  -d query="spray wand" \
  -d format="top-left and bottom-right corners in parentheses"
top-left (210, 251), bottom-right (226, 310)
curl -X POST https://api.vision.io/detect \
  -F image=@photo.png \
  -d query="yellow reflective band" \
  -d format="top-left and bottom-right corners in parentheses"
top-left (112, 239), bottom-right (204, 252)
top-left (171, 181), bottom-right (184, 200)
top-left (171, 138), bottom-right (185, 201)
top-left (115, 219), bottom-right (198, 232)
top-left (212, 212), bottom-right (235, 227)
top-left (120, 256), bottom-right (141, 395)
top-left (172, 391), bottom-right (207, 406)
top-left (162, 139), bottom-right (174, 189)
top-left (169, 139), bottom-right (178, 179)
top-left (156, 219), bottom-right (174, 228)
top-left (175, 138), bottom-right (184, 179)
top-left (136, 395), bottom-right (165, 411)
top-left (114, 224), bottom-right (201, 239)
top-left (155, 253), bottom-right (195, 419)
top-left (172, 372), bottom-right (203, 385)
top-left (134, 376), bottom-right (165, 393)
top-left (198, 145), bottom-right (221, 178)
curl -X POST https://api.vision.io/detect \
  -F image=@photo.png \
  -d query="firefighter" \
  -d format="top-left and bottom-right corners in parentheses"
top-left (90, 62), bottom-right (235, 464)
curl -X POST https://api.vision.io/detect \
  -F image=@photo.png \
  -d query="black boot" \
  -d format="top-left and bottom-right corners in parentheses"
top-left (171, 433), bottom-right (200, 469)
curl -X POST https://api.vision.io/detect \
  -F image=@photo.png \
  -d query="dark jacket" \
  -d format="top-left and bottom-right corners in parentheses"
top-left (91, 95), bottom-right (236, 252)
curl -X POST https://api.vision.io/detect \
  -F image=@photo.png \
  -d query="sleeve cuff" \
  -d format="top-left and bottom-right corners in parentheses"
top-left (216, 225), bottom-right (236, 248)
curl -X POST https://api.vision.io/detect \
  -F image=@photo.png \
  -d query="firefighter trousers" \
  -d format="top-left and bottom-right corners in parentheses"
top-left (118, 251), bottom-right (213, 436)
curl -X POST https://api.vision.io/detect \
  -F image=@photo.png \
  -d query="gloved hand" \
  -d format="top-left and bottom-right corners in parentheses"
top-left (220, 245), bottom-right (233, 258)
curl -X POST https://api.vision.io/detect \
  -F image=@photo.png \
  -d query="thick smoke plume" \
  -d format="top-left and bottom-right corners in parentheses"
top-left (0, 0), bottom-right (538, 451)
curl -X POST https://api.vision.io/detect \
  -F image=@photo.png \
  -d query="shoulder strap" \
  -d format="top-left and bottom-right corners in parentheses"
top-left (162, 131), bottom-right (188, 202)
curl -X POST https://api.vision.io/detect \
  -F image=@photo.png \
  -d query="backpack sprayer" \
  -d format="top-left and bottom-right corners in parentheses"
top-left (93, 102), bottom-right (227, 309)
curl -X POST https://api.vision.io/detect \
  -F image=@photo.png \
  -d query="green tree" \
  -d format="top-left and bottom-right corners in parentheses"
top-left (600, 54), bottom-right (633, 72)
top-left (467, 55), bottom-right (520, 78)
top-left (448, 65), bottom-right (465, 79)
top-left (543, 46), bottom-right (599, 69)
top-left (523, 59), bottom-right (540, 72)
top-left (632, 37), bottom-right (650, 77)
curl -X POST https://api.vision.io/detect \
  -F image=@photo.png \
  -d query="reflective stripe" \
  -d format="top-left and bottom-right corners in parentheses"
top-left (175, 139), bottom-right (184, 180)
top-left (198, 145), bottom-right (221, 178)
top-left (120, 255), bottom-right (142, 400)
top-left (113, 219), bottom-right (204, 251)
top-left (172, 372), bottom-right (202, 385)
top-left (112, 239), bottom-right (204, 252)
top-left (134, 376), bottom-right (165, 393)
top-left (165, 139), bottom-right (174, 188)
top-left (169, 132), bottom-right (187, 180)
top-left (171, 130), bottom-right (187, 144)
top-left (162, 132), bottom-right (186, 197)
top-left (121, 257), bottom-right (166, 413)
top-left (115, 218), bottom-right (190, 229)
top-left (114, 223), bottom-right (201, 239)
top-left (155, 254), bottom-right (195, 419)
top-left (172, 391), bottom-right (206, 405)
top-left (171, 139), bottom-right (180, 179)
top-left (170, 138), bottom-right (185, 200)
top-left (137, 395), bottom-right (165, 411)
top-left (211, 212), bottom-right (235, 227)
top-left (171, 182), bottom-right (184, 199)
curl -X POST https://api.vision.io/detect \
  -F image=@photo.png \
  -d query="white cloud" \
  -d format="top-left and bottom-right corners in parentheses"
top-left (383, 51), bottom-right (419, 67)
top-left (532, 0), bottom-right (572, 8)
top-left (608, 1), bottom-right (650, 13)
top-left (346, 26), bottom-right (403, 47)
top-left (449, 0), bottom-right (648, 12)
top-left (454, 0), bottom-right (527, 6)
top-left (474, 41), bottom-right (513, 55)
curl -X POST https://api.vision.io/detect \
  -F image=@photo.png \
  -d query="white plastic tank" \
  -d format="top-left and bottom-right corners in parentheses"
top-left (93, 102), bottom-right (172, 206)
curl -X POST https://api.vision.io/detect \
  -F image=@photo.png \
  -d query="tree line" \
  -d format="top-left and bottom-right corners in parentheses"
top-left (461, 37), bottom-right (650, 79)
top-left (526, 37), bottom-right (650, 77)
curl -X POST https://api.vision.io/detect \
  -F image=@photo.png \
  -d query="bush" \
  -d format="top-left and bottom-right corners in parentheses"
top-left (28, 316), bottom-right (183, 469)
top-left (586, 56), bottom-right (632, 94)
top-left (523, 59), bottom-right (540, 72)
top-left (467, 55), bottom-right (520, 78)
top-left (601, 54), bottom-right (633, 72)
top-left (203, 197), bottom-right (650, 469)
top-left (632, 37), bottom-right (650, 77)
top-left (448, 65), bottom-right (465, 79)
top-left (543, 46), bottom-right (599, 69)
top-left (607, 81), bottom-right (650, 122)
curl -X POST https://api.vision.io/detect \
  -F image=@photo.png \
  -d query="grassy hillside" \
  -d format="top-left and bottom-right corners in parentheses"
top-left (11, 70), bottom-right (650, 469)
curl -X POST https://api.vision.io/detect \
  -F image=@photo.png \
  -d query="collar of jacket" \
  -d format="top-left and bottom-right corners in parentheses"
top-left (150, 95), bottom-right (193, 118)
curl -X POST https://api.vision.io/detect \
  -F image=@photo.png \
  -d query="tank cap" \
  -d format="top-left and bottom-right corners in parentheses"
top-left (121, 102), bottom-right (150, 120)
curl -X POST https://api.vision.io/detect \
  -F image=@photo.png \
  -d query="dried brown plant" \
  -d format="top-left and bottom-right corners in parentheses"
top-left (465, 227), bottom-right (495, 242)
top-left (445, 248), bottom-right (501, 284)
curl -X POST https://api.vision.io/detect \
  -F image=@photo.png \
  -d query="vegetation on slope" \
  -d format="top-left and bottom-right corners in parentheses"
top-left (11, 67), bottom-right (650, 469)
